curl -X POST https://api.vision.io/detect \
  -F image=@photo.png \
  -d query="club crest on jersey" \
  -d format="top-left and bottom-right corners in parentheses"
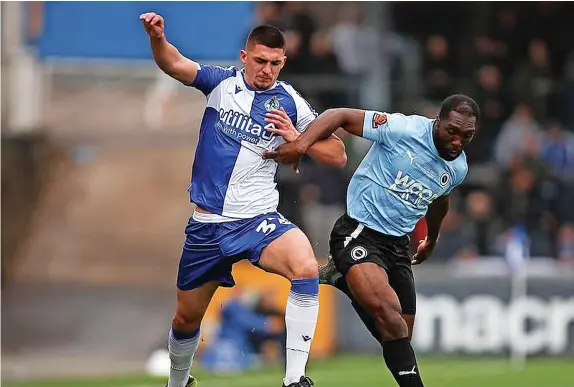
top-left (372, 113), bottom-right (387, 128)
top-left (264, 96), bottom-right (281, 111)
top-left (439, 172), bottom-right (450, 187)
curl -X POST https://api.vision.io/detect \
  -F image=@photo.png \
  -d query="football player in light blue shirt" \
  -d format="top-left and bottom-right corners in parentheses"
top-left (264, 94), bottom-right (480, 387)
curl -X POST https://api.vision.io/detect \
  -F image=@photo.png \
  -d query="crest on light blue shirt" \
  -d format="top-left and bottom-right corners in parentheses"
top-left (439, 172), bottom-right (450, 187)
top-left (264, 96), bottom-right (281, 111)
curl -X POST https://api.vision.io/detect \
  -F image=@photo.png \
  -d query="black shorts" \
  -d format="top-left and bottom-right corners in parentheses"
top-left (329, 213), bottom-right (416, 315)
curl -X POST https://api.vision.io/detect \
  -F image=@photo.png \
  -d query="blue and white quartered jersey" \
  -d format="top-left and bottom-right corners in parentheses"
top-left (188, 64), bottom-right (317, 220)
top-left (347, 111), bottom-right (468, 237)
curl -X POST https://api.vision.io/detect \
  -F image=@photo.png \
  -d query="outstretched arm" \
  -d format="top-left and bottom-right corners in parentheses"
top-left (264, 108), bottom-right (347, 169)
top-left (306, 135), bottom-right (347, 169)
top-left (264, 108), bottom-right (406, 170)
top-left (140, 12), bottom-right (199, 85)
top-left (263, 108), bottom-right (365, 168)
top-left (295, 108), bottom-right (367, 153)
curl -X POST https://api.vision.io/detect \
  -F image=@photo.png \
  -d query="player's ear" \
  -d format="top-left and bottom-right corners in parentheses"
top-left (239, 50), bottom-right (248, 65)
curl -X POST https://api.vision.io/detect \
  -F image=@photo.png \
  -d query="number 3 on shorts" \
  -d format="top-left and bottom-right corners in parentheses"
top-left (257, 219), bottom-right (276, 235)
top-left (256, 216), bottom-right (292, 235)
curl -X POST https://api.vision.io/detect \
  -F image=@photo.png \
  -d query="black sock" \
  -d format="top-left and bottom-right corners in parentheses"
top-left (382, 338), bottom-right (424, 387)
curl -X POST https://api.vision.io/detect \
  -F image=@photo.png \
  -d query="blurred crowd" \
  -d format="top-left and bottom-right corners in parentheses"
top-left (254, 2), bottom-right (574, 262)
top-left (198, 288), bottom-right (285, 373)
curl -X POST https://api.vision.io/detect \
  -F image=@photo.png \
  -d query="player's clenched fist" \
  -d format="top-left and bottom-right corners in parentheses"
top-left (139, 12), bottom-right (164, 38)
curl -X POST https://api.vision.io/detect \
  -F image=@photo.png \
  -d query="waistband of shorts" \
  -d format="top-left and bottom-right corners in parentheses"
top-left (343, 213), bottom-right (410, 244)
top-left (192, 211), bottom-right (239, 223)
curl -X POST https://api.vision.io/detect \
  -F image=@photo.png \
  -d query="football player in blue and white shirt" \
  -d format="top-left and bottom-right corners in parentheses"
top-left (140, 12), bottom-right (346, 387)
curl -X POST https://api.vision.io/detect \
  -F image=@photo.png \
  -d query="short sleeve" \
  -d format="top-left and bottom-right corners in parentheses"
top-left (294, 95), bottom-right (318, 133)
top-left (362, 111), bottom-right (407, 147)
top-left (189, 64), bottom-right (236, 96)
top-left (280, 82), bottom-right (318, 132)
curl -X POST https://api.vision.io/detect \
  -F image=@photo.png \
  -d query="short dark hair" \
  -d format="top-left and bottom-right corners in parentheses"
top-left (439, 94), bottom-right (481, 122)
top-left (246, 25), bottom-right (286, 50)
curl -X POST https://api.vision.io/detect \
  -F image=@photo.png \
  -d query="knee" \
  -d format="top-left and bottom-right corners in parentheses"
top-left (172, 310), bottom-right (202, 333)
top-left (291, 258), bottom-right (319, 280)
top-left (368, 300), bottom-right (408, 339)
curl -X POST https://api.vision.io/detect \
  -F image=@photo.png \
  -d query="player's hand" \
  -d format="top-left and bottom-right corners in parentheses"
top-left (264, 107), bottom-right (299, 143)
top-left (262, 141), bottom-right (305, 174)
top-left (140, 12), bottom-right (165, 38)
top-left (411, 237), bottom-right (436, 265)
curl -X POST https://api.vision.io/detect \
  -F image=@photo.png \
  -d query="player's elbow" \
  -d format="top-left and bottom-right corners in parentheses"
top-left (332, 151), bottom-right (348, 169)
top-left (325, 138), bottom-right (348, 168)
top-left (333, 137), bottom-right (348, 168)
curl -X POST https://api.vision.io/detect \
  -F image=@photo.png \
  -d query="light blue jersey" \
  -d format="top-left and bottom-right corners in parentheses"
top-left (347, 111), bottom-right (468, 237)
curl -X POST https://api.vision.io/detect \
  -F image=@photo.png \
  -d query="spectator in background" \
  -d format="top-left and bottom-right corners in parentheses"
top-left (468, 64), bottom-right (510, 163)
top-left (474, 65), bottom-right (508, 127)
top-left (250, 290), bottom-right (286, 365)
top-left (253, 1), bottom-right (287, 31)
top-left (421, 34), bottom-right (455, 103)
top-left (308, 30), bottom-right (340, 75)
top-left (252, 1), bottom-right (307, 72)
top-left (200, 288), bottom-right (285, 372)
top-left (280, 2), bottom-right (317, 75)
top-left (465, 35), bottom-right (503, 73)
top-left (300, 30), bottom-right (347, 110)
top-left (298, 164), bottom-right (347, 259)
top-left (328, 3), bottom-right (378, 106)
top-left (496, 158), bottom-right (555, 257)
top-left (431, 196), bottom-right (478, 261)
top-left (539, 121), bottom-right (574, 183)
top-left (512, 39), bottom-right (555, 120)
top-left (560, 54), bottom-right (574, 129)
top-left (557, 224), bottom-right (574, 263)
top-left (525, 2), bottom-right (572, 77)
top-left (494, 104), bottom-right (541, 170)
top-left (488, 6), bottom-right (523, 74)
top-left (539, 121), bottom-right (574, 227)
top-left (462, 190), bottom-right (504, 256)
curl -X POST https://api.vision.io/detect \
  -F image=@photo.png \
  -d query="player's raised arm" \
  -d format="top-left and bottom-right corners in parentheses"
top-left (140, 12), bottom-right (198, 85)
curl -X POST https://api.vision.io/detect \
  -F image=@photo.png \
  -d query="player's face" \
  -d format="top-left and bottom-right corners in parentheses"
top-left (435, 111), bottom-right (476, 161)
top-left (240, 44), bottom-right (286, 90)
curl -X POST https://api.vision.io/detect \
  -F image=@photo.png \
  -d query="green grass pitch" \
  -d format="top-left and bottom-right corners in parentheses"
top-left (3, 355), bottom-right (573, 387)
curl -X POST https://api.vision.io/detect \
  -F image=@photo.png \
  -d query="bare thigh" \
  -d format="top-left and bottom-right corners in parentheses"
top-left (172, 280), bottom-right (219, 332)
top-left (346, 262), bottom-right (408, 340)
top-left (257, 228), bottom-right (318, 280)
